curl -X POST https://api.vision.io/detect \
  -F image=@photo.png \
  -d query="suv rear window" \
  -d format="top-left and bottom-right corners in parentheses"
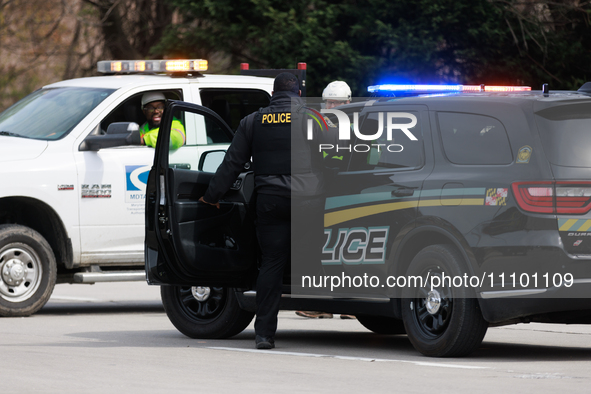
top-left (535, 102), bottom-right (591, 167)
top-left (438, 112), bottom-right (513, 165)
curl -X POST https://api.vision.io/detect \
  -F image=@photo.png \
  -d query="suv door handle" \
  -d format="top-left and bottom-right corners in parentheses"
top-left (392, 188), bottom-right (415, 197)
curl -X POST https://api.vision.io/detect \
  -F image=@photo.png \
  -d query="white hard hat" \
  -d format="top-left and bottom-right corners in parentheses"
top-left (322, 81), bottom-right (351, 101)
top-left (142, 92), bottom-right (166, 107)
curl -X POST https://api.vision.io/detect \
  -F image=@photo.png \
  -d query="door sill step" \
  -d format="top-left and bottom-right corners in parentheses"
top-left (73, 271), bottom-right (145, 283)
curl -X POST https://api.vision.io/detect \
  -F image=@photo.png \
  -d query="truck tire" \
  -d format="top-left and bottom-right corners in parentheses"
top-left (357, 315), bottom-right (406, 335)
top-left (401, 244), bottom-right (488, 357)
top-left (0, 225), bottom-right (57, 317)
top-left (161, 285), bottom-right (254, 339)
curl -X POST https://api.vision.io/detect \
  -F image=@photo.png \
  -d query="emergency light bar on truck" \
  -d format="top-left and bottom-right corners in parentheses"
top-left (97, 59), bottom-right (208, 74)
top-left (367, 84), bottom-right (532, 94)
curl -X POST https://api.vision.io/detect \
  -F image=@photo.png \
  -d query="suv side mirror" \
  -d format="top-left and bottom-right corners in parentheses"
top-left (199, 150), bottom-right (226, 172)
top-left (80, 122), bottom-right (141, 151)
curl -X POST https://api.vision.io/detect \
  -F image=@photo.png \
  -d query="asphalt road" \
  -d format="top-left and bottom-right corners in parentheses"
top-left (1, 282), bottom-right (590, 393)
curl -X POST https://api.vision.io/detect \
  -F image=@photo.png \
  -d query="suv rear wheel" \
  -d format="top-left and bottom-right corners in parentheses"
top-left (0, 225), bottom-right (57, 317)
top-left (401, 244), bottom-right (488, 357)
top-left (161, 285), bottom-right (254, 339)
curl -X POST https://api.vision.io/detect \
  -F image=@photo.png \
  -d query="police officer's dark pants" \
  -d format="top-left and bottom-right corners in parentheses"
top-left (254, 193), bottom-right (291, 338)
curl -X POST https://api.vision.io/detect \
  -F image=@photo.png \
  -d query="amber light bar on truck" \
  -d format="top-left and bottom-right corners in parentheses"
top-left (97, 59), bottom-right (208, 74)
top-left (512, 181), bottom-right (591, 214)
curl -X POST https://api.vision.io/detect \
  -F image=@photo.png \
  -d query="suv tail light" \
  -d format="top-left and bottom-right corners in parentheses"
top-left (512, 181), bottom-right (591, 214)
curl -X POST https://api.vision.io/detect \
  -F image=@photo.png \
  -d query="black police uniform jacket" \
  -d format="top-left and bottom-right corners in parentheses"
top-left (203, 90), bottom-right (336, 203)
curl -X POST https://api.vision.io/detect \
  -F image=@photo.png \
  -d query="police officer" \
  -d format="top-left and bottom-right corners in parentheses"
top-left (199, 72), bottom-right (334, 349)
top-left (140, 92), bottom-right (186, 149)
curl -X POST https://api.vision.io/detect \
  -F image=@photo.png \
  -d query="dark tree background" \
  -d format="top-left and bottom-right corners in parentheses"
top-left (153, 0), bottom-right (591, 96)
top-left (1, 0), bottom-right (590, 109)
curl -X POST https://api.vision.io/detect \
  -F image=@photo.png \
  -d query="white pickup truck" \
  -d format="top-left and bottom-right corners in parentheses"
top-left (0, 59), bottom-right (275, 316)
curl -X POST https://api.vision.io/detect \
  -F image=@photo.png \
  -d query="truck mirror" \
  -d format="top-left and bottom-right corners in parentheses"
top-left (106, 122), bottom-right (139, 134)
top-left (80, 122), bottom-right (140, 151)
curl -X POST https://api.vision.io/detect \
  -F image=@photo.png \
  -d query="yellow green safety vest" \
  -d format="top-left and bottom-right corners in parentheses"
top-left (140, 118), bottom-right (185, 150)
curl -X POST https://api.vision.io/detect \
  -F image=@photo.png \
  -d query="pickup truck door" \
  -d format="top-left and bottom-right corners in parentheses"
top-left (145, 101), bottom-right (257, 287)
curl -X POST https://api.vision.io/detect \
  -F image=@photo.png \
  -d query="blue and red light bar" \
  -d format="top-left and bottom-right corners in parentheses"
top-left (367, 84), bottom-right (532, 93)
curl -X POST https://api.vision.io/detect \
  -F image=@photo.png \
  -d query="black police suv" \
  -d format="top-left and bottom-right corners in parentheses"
top-left (145, 85), bottom-right (591, 357)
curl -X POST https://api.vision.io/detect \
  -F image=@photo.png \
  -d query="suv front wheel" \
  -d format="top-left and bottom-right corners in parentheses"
top-left (161, 285), bottom-right (254, 339)
top-left (401, 244), bottom-right (488, 357)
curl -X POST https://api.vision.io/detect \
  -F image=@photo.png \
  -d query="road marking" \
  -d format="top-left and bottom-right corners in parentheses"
top-left (208, 347), bottom-right (488, 369)
top-left (49, 295), bottom-right (98, 302)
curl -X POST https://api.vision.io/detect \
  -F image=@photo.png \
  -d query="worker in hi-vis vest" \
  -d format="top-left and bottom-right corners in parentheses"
top-left (140, 92), bottom-right (185, 150)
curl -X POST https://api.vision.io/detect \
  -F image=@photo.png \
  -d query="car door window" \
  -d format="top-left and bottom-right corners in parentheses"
top-left (347, 110), bottom-right (424, 172)
top-left (169, 107), bottom-right (233, 171)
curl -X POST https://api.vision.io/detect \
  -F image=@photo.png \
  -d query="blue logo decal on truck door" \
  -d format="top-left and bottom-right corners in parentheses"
top-left (125, 165), bottom-right (150, 202)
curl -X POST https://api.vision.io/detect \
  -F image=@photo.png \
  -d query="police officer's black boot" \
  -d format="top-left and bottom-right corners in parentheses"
top-left (255, 335), bottom-right (275, 349)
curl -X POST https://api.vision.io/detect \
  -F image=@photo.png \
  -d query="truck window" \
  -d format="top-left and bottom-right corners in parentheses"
top-left (99, 90), bottom-right (183, 137)
top-left (200, 89), bottom-right (270, 131)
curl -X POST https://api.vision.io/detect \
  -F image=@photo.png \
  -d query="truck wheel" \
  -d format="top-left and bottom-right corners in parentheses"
top-left (0, 225), bottom-right (57, 317)
top-left (401, 244), bottom-right (488, 357)
top-left (357, 315), bottom-right (406, 335)
top-left (161, 285), bottom-right (254, 339)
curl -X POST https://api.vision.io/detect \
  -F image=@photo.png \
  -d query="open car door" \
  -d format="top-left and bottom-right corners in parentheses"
top-left (145, 100), bottom-right (257, 288)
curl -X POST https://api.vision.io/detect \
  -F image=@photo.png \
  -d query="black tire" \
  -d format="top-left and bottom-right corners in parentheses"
top-left (401, 244), bottom-right (488, 357)
top-left (161, 285), bottom-right (254, 339)
top-left (357, 315), bottom-right (406, 335)
top-left (0, 224), bottom-right (57, 317)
